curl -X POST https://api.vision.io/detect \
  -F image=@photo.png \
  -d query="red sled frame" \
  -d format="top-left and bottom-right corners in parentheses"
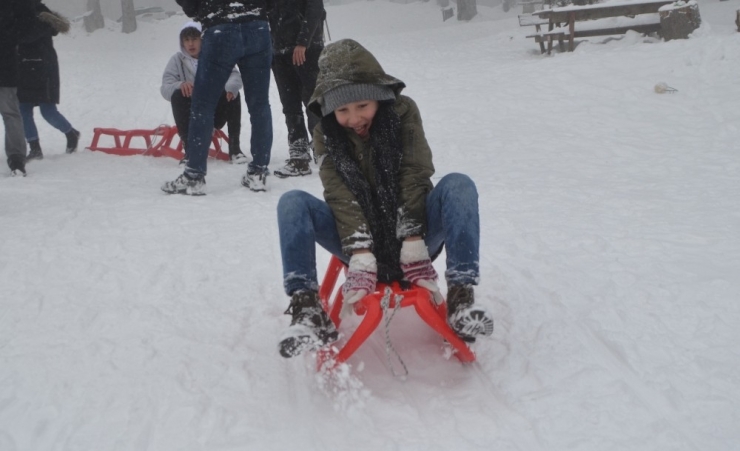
top-left (86, 125), bottom-right (230, 161)
top-left (316, 255), bottom-right (476, 371)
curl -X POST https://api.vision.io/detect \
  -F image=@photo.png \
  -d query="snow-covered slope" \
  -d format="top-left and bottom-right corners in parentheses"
top-left (1, 1), bottom-right (739, 450)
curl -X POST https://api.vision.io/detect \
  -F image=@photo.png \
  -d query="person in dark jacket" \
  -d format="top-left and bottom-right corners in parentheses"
top-left (17, 1), bottom-right (80, 161)
top-left (162, 0), bottom-right (274, 196)
top-left (276, 39), bottom-right (494, 358)
top-left (1, 0), bottom-right (36, 176)
top-left (269, 0), bottom-right (325, 178)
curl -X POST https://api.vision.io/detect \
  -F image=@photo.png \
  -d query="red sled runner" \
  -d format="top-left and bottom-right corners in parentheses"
top-left (87, 125), bottom-right (230, 161)
top-left (316, 255), bottom-right (476, 371)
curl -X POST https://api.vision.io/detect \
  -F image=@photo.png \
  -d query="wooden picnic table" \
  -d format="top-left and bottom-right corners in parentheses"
top-left (532, 0), bottom-right (674, 52)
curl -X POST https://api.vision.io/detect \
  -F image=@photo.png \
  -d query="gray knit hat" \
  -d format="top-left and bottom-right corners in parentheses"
top-left (320, 83), bottom-right (396, 116)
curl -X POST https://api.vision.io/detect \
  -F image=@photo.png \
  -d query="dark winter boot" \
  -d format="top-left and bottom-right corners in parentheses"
top-left (8, 154), bottom-right (27, 177)
top-left (65, 129), bottom-right (80, 154)
top-left (228, 135), bottom-right (247, 164)
top-left (273, 139), bottom-right (312, 178)
top-left (446, 285), bottom-right (494, 343)
top-left (26, 140), bottom-right (43, 161)
top-left (279, 290), bottom-right (338, 358)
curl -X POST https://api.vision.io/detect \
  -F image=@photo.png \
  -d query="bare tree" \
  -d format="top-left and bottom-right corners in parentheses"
top-left (121, 0), bottom-right (137, 33)
top-left (83, 0), bottom-right (104, 33)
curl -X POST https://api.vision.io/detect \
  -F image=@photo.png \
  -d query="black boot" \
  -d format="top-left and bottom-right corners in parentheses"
top-left (446, 285), bottom-right (494, 342)
top-left (278, 290), bottom-right (338, 358)
top-left (27, 140), bottom-right (43, 161)
top-left (228, 135), bottom-right (247, 164)
top-left (8, 154), bottom-right (27, 177)
top-left (65, 128), bottom-right (80, 154)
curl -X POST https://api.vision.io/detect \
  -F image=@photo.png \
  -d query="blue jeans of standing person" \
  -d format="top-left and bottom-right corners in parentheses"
top-left (277, 173), bottom-right (481, 295)
top-left (184, 21), bottom-right (272, 180)
top-left (19, 102), bottom-right (74, 142)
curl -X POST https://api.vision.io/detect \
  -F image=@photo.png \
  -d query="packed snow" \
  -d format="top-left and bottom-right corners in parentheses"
top-left (1, 1), bottom-right (739, 450)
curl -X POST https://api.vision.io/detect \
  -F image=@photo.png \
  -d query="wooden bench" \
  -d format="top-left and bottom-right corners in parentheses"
top-left (531, 0), bottom-right (673, 53)
top-left (519, 12), bottom-right (555, 53)
top-left (529, 12), bottom-right (661, 54)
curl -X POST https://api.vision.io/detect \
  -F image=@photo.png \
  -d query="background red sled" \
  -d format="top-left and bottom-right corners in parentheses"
top-left (87, 125), bottom-right (230, 161)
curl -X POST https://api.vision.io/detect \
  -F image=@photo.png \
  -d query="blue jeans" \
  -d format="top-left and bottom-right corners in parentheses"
top-left (277, 173), bottom-right (481, 295)
top-left (184, 21), bottom-right (272, 179)
top-left (19, 103), bottom-right (73, 142)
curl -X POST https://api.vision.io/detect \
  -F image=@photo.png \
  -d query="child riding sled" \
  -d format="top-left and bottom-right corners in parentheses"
top-left (276, 39), bottom-right (494, 358)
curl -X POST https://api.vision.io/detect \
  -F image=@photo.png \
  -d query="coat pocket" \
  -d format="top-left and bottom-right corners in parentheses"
top-left (18, 58), bottom-right (47, 91)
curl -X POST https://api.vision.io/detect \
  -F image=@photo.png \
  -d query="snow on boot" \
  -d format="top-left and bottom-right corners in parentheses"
top-left (273, 158), bottom-right (311, 178)
top-left (446, 285), bottom-right (494, 342)
top-left (161, 173), bottom-right (206, 196)
top-left (279, 290), bottom-right (338, 358)
top-left (229, 152), bottom-right (248, 164)
top-left (26, 140), bottom-right (43, 161)
top-left (65, 129), bottom-right (80, 154)
top-left (274, 139), bottom-right (312, 178)
top-left (8, 155), bottom-right (27, 177)
top-left (241, 170), bottom-right (268, 192)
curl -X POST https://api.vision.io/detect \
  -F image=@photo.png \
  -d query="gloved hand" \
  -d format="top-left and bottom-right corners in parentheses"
top-left (400, 239), bottom-right (442, 303)
top-left (341, 252), bottom-right (377, 316)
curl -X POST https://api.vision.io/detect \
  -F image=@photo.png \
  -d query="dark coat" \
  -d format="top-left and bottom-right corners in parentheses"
top-left (0, 0), bottom-right (37, 87)
top-left (176, 0), bottom-right (271, 29)
top-left (17, 3), bottom-right (62, 104)
top-left (268, 0), bottom-right (325, 55)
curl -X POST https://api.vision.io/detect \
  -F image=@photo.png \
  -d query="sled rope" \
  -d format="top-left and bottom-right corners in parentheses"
top-left (380, 287), bottom-right (408, 378)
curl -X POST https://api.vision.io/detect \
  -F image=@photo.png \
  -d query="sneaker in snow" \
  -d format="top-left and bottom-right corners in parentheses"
top-left (446, 285), bottom-right (494, 342)
top-left (279, 290), bottom-right (338, 358)
top-left (273, 158), bottom-right (312, 178)
top-left (229, 152), bottom-right (248, 165)
top-left (161, 173), bottom-right (206, 196)
top-left (10, 168), bottom-right (27, 177)
top-left (241, 170), bottom-right (267, 192)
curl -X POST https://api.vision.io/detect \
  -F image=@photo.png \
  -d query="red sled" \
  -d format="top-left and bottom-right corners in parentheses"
top-left (316, 255), bottom-right (476, 371)
top-left (86, 125), bottom-right (230, 161)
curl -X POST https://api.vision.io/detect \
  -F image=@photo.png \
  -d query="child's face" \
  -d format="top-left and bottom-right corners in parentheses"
top-left (182, 36), bottom-right (202, 58)
top-left (334, 100), bottom-right (379, 139)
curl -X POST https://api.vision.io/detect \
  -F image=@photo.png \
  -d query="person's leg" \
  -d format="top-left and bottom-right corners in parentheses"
top-left (424, 173), bottom-right (492, 340)
top-left (277, 190), bottom-right (345, 295)
top-left (272, 53), bottom-right (309, 149)
top-left (18, 103), bottom-right (39, 142)
top-left (213, 91), bottom-right (229, 130)
top-left (277, 189), bottom-right (342, 357)
top-left (38, 103), bottom-right (73, 134)
top-left (170, 90), bottom-right (192, 143)
top-left (38, 103), bottom-right (80, 153)
top-left (297, 45), bottom-right (322, 141)
top-left (425, 173), bottom-right (480, 286)
top-left (225, 92), bottom-right (243, 157)
top-left (236, 21), bottom-right (273, 176)
top-left (1, 88), bottom-right (27, 173)
top-left (272, 54), bottom-right (312, 178)
top-left (184, 24), bottom-right (240, 179)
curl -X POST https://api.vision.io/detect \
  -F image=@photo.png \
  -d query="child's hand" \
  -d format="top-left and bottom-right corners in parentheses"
top-left (226, 92), bottom-right (235, 102)
top-left (180, 82), bottom-right (194, 97)
top-left (341, 252), bottom-right (377, 317)
top-left (400, 239), bottom-right (442, 302)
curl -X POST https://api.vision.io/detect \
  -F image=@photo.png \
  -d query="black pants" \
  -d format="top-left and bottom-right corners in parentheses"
top-left (271, 46), bottom-right (322, 151)
top-left (171, 90), bottom-right (242, 154)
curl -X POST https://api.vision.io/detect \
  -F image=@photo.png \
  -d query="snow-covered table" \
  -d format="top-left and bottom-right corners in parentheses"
top-left (529, 0), bottom-right (674, 53)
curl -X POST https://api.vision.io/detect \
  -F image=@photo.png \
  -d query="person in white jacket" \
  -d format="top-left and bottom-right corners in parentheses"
top-left (161, 21), bottom-right (247, 164)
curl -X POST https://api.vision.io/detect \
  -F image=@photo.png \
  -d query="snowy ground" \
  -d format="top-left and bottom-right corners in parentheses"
top-left (2, 1), bottom-right (740, 450)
